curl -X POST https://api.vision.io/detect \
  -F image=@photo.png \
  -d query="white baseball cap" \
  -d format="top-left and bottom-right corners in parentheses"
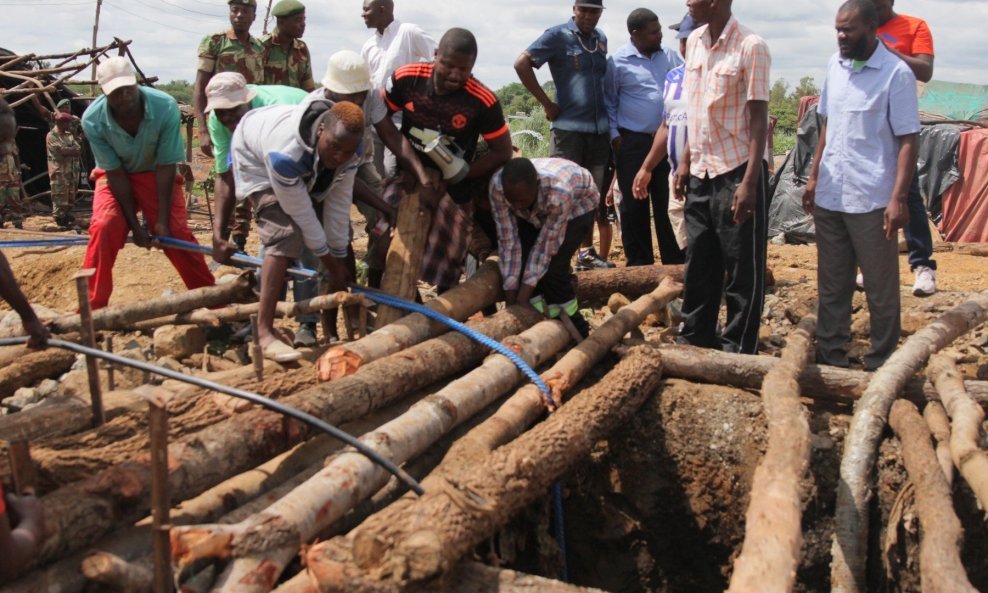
top-left (204, 72), bottom-right (257, 112)
top-left (96, 57), bottom-right (138, 96)
top-left (321, 51), bottom-right (371, 95)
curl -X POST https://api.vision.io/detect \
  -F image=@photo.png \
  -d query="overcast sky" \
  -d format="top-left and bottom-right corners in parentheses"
top-left (2, 0), bottom-right (986, 94)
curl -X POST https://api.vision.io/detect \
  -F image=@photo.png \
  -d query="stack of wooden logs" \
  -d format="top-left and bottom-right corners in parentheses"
top-left (1, 260), bottom-right (987, 593)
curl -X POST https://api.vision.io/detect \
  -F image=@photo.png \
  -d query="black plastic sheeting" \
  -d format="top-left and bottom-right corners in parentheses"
top-left (917, 123), bottom-right (964, 223)
top-left (767, 104), bottom-right (821, 244)
top-left (768, 106), bottom-right (965, 244)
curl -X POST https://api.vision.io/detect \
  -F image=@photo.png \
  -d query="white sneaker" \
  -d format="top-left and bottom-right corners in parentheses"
top-left (855, 272), bottom-right (865, 291)
top-left (912, 266), bottom-right (936, 297)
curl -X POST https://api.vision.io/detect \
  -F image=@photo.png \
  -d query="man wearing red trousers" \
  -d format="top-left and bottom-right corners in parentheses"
top-left (81, 57), bottom-right (215, 308)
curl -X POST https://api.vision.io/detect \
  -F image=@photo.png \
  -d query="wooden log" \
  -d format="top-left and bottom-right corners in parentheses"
top-left (573, 264), bottom-right (683, 305)
top-left (316, 260), bottom-right (501, 381)
top-left (377, 190), bottom-right (430, 327)
top-left (30, 307), bottom-right (542, 570)
top-left (0, 526), bottom-right (152, 593)
top-left (304, 346), bottom-right (665, 593)
top-left (128, 292), bottom-right (374, 331)
top-left (923, 401), bottom-right (954, 485)
top-left (443, 561), bottom-right (610, 593)
top-left (276, 561), bottom-right (609, 593)
top-left (172, 319), bottom-right (573, 593)
top-left (927, 354), bottom-right (988, 508)
top-left (80, 552), bottom-right (153, 593)
top-left (727, 316), bottom-right (815, 593)
top-left (1, 399), bottom-right (414, 593)
top-left (441, 277), bottom-right (683, 474)
top-left (48, 274), bottom-right (250, 334)
top-left (830, 292), bottom-right (988, 593)
top-left (888, 400), bottom-right (978, 593)
top-left (0, 348), bottom-right (76, 399)
top-left (653, 344), bottom-right (988, 407)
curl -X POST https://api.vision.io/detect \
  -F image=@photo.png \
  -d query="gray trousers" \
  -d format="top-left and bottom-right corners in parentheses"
top-left (814, 206), bottom-right (900, 370)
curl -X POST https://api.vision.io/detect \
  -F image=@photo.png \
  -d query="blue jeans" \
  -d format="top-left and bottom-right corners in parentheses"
top-left (903, 174), bottom-right (936, 271)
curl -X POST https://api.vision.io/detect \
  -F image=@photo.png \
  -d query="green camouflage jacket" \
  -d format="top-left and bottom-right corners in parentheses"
top-left (260, 29), bottom-right (315, 90)
top-left (198, 29), bottom-right (264, 82)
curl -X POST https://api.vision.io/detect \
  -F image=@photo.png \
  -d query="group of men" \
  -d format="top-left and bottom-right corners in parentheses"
top-left (3, 0), bottom-right (943, 372)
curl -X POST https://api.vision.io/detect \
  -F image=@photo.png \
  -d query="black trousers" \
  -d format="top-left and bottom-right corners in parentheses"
top-left (615, 129), bottom-right (685, 266)
top-left (518, 211), bottom-right (594, 333)
top-left (680, 161), bottom-right (768, 355)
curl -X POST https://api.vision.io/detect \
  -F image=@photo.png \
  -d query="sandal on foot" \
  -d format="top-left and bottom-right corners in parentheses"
top-left (262, 340), bottom-right (302, 362)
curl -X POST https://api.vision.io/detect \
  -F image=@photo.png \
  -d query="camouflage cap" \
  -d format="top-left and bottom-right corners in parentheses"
top-left (228, 0), bottom-right (257, 6)
top-left (271, 0), bottom-right (305, 17)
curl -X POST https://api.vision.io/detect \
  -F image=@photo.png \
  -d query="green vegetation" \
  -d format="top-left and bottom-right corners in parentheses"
top-left (158, 80), bottom-right (193, 105)
top-left (496, 81), bottom-right (555, 157)
top-left (770, 76), bottom-right (819, 156)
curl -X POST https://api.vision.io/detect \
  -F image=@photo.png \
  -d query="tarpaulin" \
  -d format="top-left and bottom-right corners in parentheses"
top-left (918, 80), bottom-right (988, 121)
top-left (767, 104), bottom-right (820, 244)
top-left (939, 128), bottom-right (988, 243)
top-left (917, 123), bottom-right (964, 221)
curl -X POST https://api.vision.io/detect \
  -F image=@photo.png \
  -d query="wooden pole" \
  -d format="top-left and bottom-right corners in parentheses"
top-left (74, 269), bottom-right (105, 427)
top-left (105, 335), bottom-right (116, 392)
top-left (250, 314), bottom-right (263, 381)
top-left (91, 0), bottom-right (103, 96)
top-left (145, 388), bottom-right (173, 593)
top-left (6, 440), bottom-right (37, 495)
top-left (376, 190), bottom-right (430, 327)
top-left (262, 0), bottom-right (274, 34)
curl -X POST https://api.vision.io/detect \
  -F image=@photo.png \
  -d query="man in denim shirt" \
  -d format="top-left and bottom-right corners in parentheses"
top-left (514, 1), bottom-right (614, 270)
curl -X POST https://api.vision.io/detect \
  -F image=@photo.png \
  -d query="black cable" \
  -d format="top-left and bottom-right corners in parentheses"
top-left (0, 337), bottom-right (425, 496)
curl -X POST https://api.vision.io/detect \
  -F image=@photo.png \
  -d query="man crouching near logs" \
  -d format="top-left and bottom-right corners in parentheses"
top-left (218, 100), bottom-right (364, 362)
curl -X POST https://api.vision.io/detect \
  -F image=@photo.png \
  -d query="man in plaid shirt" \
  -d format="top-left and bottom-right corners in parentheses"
top-left (489, 157), bottom-right (597, 337)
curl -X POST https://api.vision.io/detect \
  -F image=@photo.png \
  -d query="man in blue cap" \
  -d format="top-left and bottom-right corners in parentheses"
top-left (514, 0), bottom-right (616, 271)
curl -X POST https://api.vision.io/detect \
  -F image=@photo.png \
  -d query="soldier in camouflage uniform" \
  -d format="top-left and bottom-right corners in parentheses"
top-left (0, 102), bottom-right (26, 229)
top-left (47, 112), bottom-right (82, 227)
top-left (260, 0), bottom-right (315, 91)
top-left (55, 98), bottom-right (84, 140)
top-left (195, 0), bottom-right (264, 251)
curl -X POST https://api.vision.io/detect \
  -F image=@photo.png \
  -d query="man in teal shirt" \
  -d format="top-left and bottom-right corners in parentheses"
top-left (81, 57), bottom-right (215, 309)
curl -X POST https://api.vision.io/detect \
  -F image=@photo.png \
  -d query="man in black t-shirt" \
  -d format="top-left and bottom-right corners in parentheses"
top-left (377, 28), bottom-right (513, 292)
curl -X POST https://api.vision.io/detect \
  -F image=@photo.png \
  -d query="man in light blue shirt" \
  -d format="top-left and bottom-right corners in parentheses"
top-left (802, 0), bottom-right (919, 370)
top-left (515, 0), bottom-right (615, 270)
top-left (604, 7), bottom-right (684, 266)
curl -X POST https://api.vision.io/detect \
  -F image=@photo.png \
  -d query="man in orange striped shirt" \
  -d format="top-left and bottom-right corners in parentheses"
top-left (673, 0), bottom-right (771, 355)
top-left (379, 28), bottom-right (513, 293)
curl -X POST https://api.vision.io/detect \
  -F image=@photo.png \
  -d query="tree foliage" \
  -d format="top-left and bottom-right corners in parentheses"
top-left (158, 80), bottom-right (193, 105)
top-left (495, 81), bottom-right (555, 117)
top-left (769, 76), bottom-right (820, 135)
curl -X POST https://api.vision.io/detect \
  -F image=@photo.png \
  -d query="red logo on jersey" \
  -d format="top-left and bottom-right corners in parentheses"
top-left (451, 114), bottom-right (467, 129)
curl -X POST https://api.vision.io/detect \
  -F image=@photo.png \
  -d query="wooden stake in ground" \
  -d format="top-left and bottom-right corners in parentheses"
top-left (830, 292), bottom-right (988, 593)
top-left (316, 260), bottom-right (502, 381)
top-left (727, 316), bottom-right (816, 593)
top-left (305, 346), bottom-right (665, 593)
top-left (888, 400), bottom-right (979, 593)
top-left (171, 319), bottom-right (573, 593)
top-left (377, 190), bottom-right (430, 327)
top-left (30, 307), bottom-right (541, 571)
top-left (927, 354), bottom-right (988, 508)
top-left (73, 269), bottom-right (104, 427)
